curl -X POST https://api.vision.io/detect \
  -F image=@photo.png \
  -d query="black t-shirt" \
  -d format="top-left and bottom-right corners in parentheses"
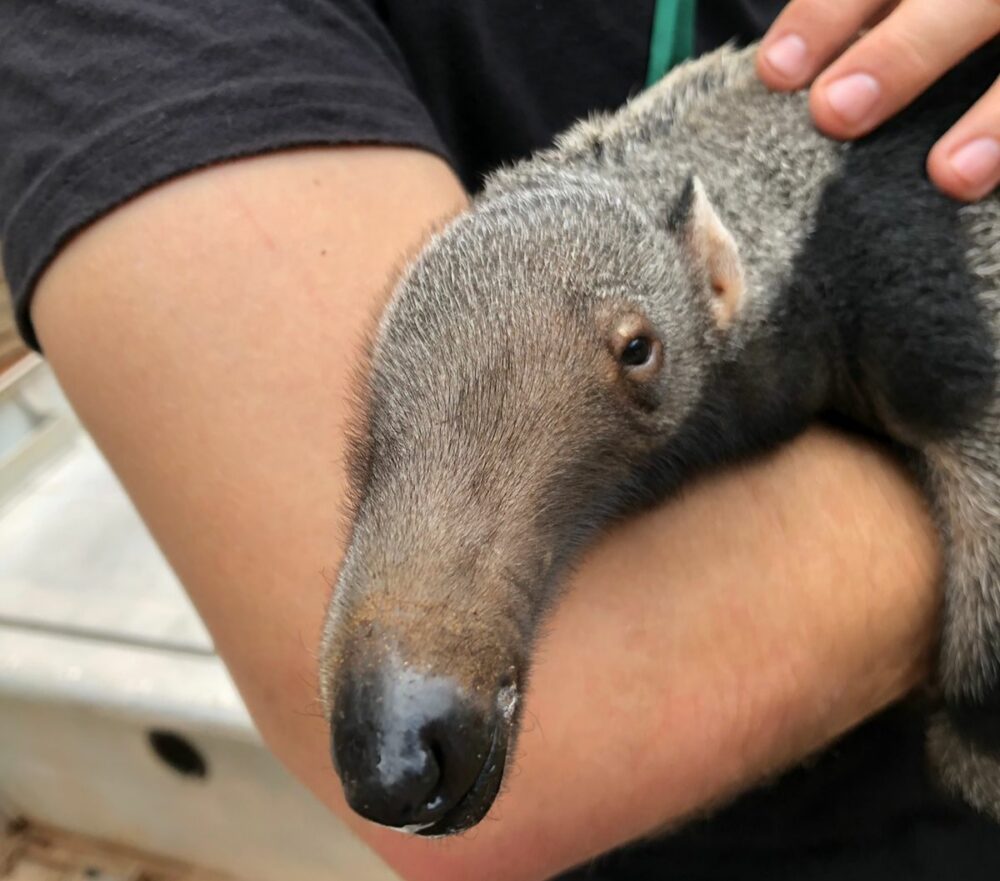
top-left (2, 2), bottom-right (998, 878)
top-left (0, 0), bottom-right (782, 348)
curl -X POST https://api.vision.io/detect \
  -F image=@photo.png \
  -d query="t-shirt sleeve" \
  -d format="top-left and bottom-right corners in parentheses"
top-left (0, 1), bottom-right (452, 350)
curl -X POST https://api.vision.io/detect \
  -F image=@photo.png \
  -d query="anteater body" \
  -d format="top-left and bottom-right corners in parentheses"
top-left (320, 43), bottom-right (1000, 836)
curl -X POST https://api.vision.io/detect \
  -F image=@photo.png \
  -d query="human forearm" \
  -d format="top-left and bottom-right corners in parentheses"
top-left (368, 426), bottom-right (940, 881)
top-left (31, 147), bottom-right (939, 881)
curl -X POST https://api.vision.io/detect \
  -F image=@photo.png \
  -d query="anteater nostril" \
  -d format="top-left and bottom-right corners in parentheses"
top-left (331, 666), bottom-right (497, 830)
top-left (427, 736), bottom-right (446, 781)
top-left (420, 736), bottom-right (448, 813)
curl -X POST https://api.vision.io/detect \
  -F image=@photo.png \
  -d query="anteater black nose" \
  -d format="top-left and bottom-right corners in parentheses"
top-left (330, 667), bottom-right (495, 830)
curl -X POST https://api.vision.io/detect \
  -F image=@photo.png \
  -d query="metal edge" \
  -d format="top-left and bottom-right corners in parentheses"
top-left (0, 353), bottom-right (43, 400)
top-left (0, 626), bottom-right (260, 743)
top-left (0, 415), bottom-right (79, 507)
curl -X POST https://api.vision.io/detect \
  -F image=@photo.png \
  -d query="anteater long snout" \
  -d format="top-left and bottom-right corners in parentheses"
top-left (322, 539), bottom-right (528, 836)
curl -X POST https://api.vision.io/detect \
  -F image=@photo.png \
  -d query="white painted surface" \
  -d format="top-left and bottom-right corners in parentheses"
top-left (0, 363), bottom-right (397, 881)
top-left (0, 696), bottom-right (390, 881)
top-left (0, 432), bottom-right (211, 653)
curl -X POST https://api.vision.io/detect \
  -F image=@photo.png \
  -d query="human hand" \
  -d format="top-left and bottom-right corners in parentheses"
top-left (756, 0), bottom-right (1000, 201)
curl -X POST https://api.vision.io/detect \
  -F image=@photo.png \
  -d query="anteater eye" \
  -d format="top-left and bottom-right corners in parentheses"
top-left (620, 336), bottom-right (653, 367)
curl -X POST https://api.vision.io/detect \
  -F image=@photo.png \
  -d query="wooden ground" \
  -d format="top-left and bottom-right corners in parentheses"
top-left (1, 821), bottom-right (233, 881)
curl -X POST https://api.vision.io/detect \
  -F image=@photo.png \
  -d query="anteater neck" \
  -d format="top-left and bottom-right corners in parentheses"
top-left (633, 300), bottom-right (838, 503)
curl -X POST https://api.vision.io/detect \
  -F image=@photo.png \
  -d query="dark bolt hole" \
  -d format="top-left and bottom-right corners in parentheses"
top-left (84, 868), bottom-right (101, 879)
top-left (147, 729), bottom-right (209, 780)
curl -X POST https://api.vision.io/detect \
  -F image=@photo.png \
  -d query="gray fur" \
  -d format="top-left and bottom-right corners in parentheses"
top-left (321, 42), bottom-right (1000, 830)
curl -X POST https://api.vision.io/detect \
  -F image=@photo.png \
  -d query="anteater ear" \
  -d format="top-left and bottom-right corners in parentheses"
top-left (669, 175), bottom-right (745, 328)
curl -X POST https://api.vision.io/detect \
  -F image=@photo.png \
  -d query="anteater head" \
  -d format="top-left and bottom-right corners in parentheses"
top-left (320, 170), bottom-right (747, 835)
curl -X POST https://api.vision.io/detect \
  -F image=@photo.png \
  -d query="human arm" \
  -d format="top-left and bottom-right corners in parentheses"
top-left (756, 0), bottom-right (1000, 201)
top-left (30, 145), bottom-right (941, 881)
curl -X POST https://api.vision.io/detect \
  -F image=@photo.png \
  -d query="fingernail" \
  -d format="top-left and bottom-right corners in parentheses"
top-left (825, 73), bottom-right (881, 126)
top-left (764, 34), bottom-right (808, 80)
top-left (949, 137), bottom-right (1000, 189)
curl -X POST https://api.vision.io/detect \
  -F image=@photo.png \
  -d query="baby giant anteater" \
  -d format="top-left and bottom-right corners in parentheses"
top-left (320, 42), bottom-right (1000, 836)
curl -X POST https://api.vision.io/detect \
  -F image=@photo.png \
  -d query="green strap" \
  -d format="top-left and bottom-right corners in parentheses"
top-left (645, 0), bottom-right (697, 86)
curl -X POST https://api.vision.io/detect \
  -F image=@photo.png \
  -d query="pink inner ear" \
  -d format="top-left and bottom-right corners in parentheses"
top-left (685, 178), bottom-right (745, 327)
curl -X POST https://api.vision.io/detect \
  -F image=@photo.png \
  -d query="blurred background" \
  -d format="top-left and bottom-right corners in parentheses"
top-left (0, 289), bottom-right (395, 880)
